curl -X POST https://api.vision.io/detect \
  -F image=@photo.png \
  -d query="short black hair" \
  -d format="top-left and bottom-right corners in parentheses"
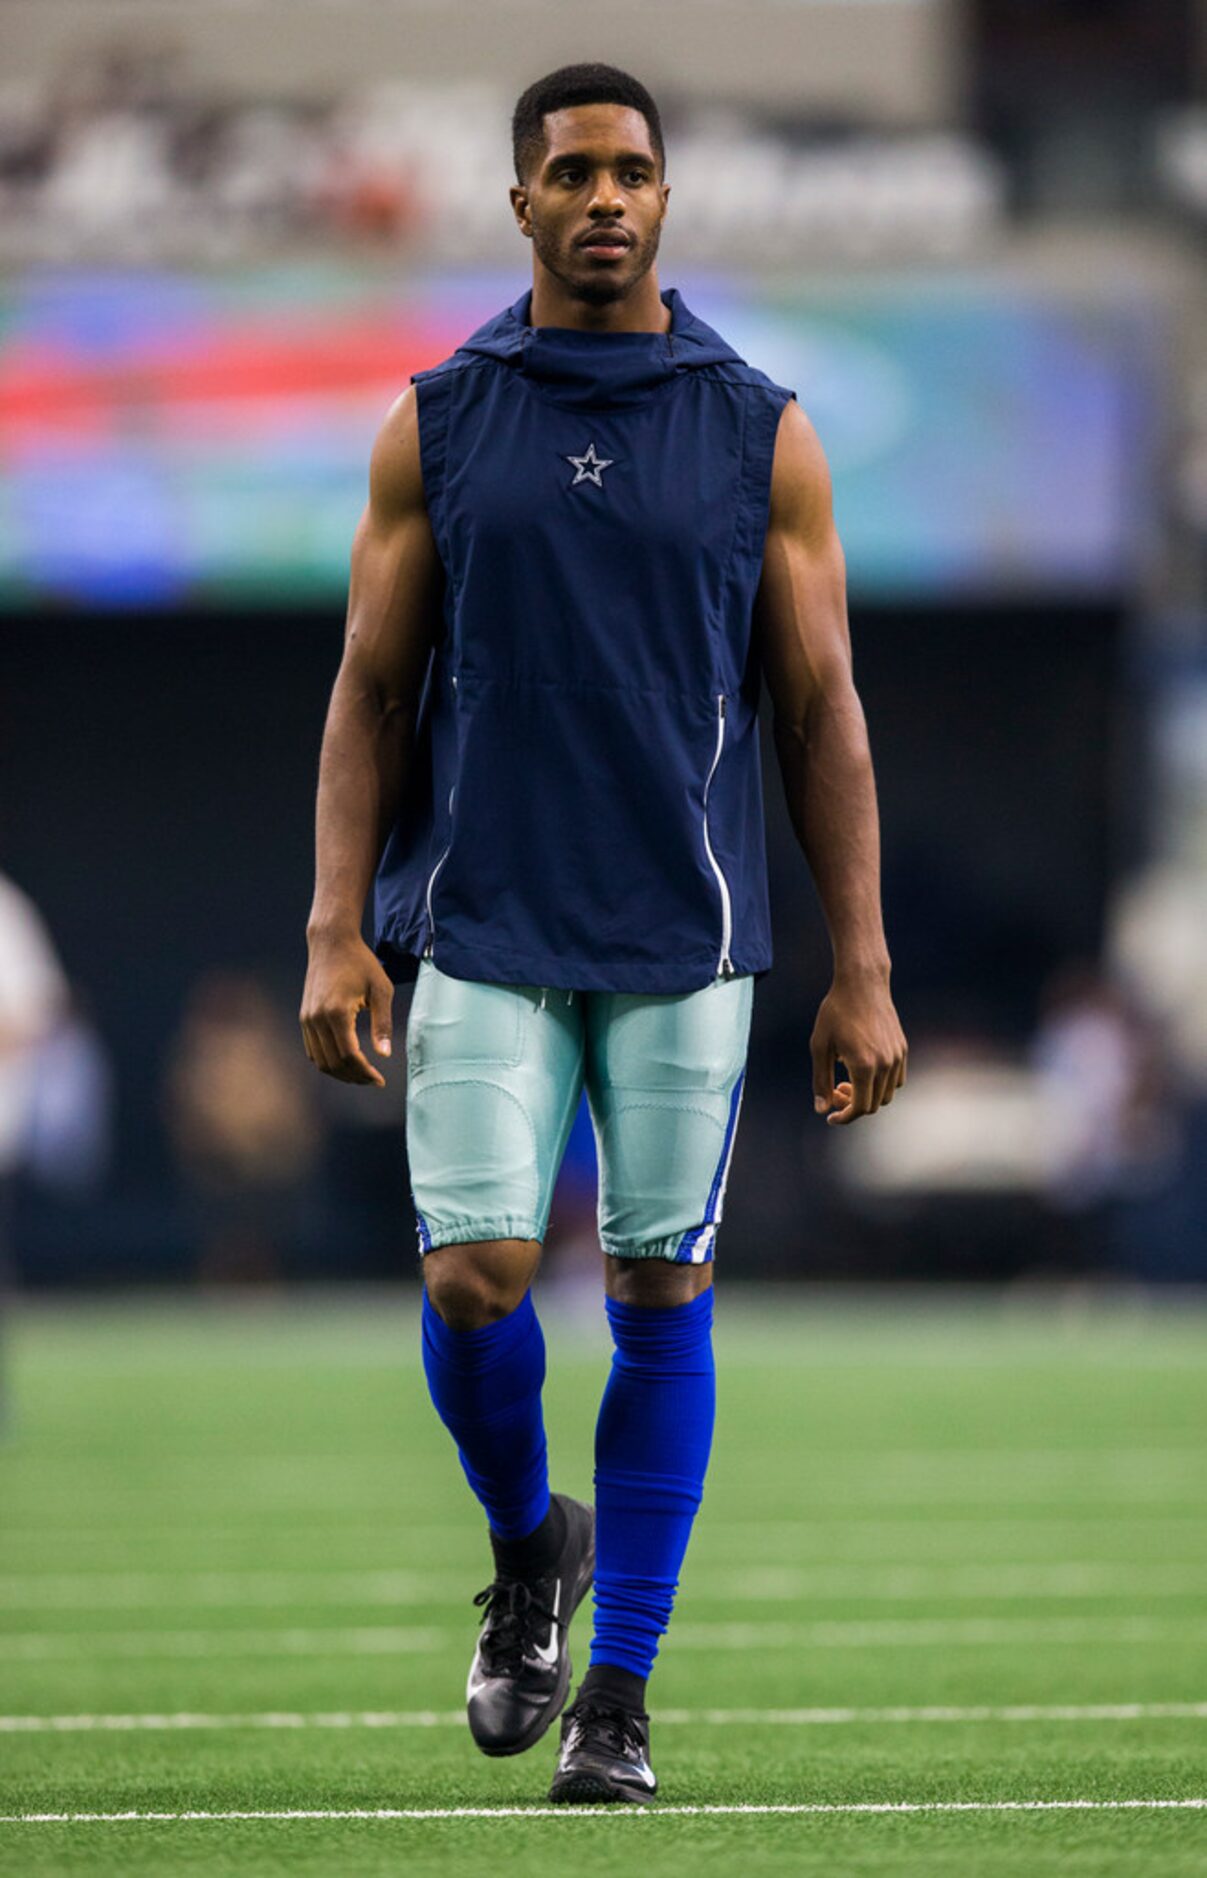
top-left (511, 63), bottom-right (665, 184)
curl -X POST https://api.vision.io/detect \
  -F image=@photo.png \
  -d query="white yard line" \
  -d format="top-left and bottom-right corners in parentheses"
top-left (9, 1447), bottom-right (1203, 1472)
top-left (1, 1561), bottom-right (1204, 1610)
top-left (5, 1513), bottom-right (1207, 1552)
top-left (2, 1703), bottom-right (1207, 1734)
top-left (670, 1617), bottom-right (1207, 1649)
top-left (0, 1571), bottom-right (434, 1610)
top-left (3, 1617), bottom-right (1207, 1660)
top-left (3, 1799), bottom-right (1206, 1824)
top-left (707, 1564), bottom-right (1207, 1601)
top-left (0, 1627), bottom-right (447, 1660)
top-left (670, 1618), bottom-right (1207, 1650)
top-left (6, 1449), bottom-right (1204, 1517)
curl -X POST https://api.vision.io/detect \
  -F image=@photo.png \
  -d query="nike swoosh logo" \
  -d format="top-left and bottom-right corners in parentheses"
top-left (531, 1581), bottom-right (562, 1667)
top-left (466, 1646), bottom-right (487, 1701)
top-left (631, 1758), bottom-right (656, 1789)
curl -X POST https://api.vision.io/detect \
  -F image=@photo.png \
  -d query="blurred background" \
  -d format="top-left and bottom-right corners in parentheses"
top-left (3, 0), bottom-right (1206, 1297)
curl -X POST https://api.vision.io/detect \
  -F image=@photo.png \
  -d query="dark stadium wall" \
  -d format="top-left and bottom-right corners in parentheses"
top-left (3, 602), bottom-right (1124, 1285)
top-left (3, 612), bottom-right (354, 1282)
top-left (746, 600), bottom-right (1128, 1281)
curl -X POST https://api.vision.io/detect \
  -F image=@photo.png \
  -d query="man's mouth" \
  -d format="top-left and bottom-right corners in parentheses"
top-left (578, 230), bottom-right (631, 258)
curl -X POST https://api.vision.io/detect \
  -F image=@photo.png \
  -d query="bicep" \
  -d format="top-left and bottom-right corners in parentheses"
top-left (342, 389), bottom-right (443, 707)
top-left (754, 403), bottom-right (855, 733)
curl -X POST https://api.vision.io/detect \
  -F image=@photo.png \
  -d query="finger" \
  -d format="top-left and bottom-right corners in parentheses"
top-left (852, 1065), bottom-right (878, 1117)
top-left (876, 1061), bottom-right (899, 1109)
top-left (811, 1033), bottom-right (836, 1114)
top-left (305, 1015), bottom-right (340, 1074)
top-left (369, 973), bottom-right (395, 1060)
top-left (317, 1013), bottom-right (382, 1085)
top-left (825, 1079), bottom-right (855, 1125)
top-left (331, 1046), bottom-right (384, 1086)
top-left (830, 1065), bottom-right (875, 1125)
top-left (330, 1004), bottom-right (385, 1086)
top-left (898, 1048), bottom-right (908, 1089)
top-left (336, 1037), bottom-right (386, 1086)
top-left (301, 1012), bottom-right (330, 1065)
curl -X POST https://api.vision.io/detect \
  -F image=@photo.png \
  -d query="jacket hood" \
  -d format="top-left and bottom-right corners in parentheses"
top-left (452, 286), bottom-right (743, 409)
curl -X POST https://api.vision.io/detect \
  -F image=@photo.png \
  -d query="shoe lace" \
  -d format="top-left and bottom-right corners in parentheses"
top-left (567, 1699), bottom-right (646, 1758)
top-left (472, 1577), bottom-right (558, 1674)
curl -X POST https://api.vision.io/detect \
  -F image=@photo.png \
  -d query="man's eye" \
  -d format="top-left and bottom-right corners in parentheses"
top-left (625, 171), bottom-right (649, 185)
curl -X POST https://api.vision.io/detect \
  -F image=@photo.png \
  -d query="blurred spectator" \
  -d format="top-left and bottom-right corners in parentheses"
top-left (23, 986), bottom-right (113, 1196)
top-left (0, 871), bottom-right (67, 1414)
top-left (1109, 861), bottom-right (1207, 1279)
top-left (1030, 961), bottom-right (1176, 1273)
top-left (163, 971), bottom-right (322, 1284)
top-left (0, 870), bottom-right (68, 1220)
top-left (0, 39), bottom-right (1001, 265)
top-left (1111, 862), bottom-right (1207, 1097)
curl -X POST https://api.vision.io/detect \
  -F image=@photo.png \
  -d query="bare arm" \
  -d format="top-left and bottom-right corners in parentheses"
top-left (754, 400), bottom-right (907, 1125)
top-left (300, 388), bottom-right (443, 1086)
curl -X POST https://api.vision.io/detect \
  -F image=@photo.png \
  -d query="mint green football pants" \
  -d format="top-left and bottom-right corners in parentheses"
top-left (404, 961), bottom-right (754, 1263)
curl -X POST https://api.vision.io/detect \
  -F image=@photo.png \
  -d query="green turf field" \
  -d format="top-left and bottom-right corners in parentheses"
top-left (1, 1289), bottom-right (1205, 1876)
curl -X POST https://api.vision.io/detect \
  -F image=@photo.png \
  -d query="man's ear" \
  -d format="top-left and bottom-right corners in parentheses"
top-left (509, 185), bottom-right (532, 237)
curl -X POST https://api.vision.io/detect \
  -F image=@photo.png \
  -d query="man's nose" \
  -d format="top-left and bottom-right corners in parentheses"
top-left (586, 173), bottom-right (625, 217)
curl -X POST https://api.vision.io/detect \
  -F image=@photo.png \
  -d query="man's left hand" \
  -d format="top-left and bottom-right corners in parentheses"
top-left (811, 973), bottom-right (907, 1126)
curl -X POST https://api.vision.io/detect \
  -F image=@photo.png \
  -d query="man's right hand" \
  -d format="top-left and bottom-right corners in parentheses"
top-left (301, 385), bottom-right (439, 1090)
top-left (300, 931), bottom-right (396, 1086)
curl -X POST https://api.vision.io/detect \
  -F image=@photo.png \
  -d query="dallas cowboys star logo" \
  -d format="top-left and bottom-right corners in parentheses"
top-left (565, 441), bottom-right (614, 488)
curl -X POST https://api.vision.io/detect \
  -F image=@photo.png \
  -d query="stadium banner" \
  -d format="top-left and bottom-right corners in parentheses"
top-left (0, 266), bottom-right (1159, 607)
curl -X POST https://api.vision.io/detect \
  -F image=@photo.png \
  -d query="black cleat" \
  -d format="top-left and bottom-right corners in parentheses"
top-left (548, 1697), bottom-right (658, 1805)
top-left (465, 1493), bottom-right (594, 1757)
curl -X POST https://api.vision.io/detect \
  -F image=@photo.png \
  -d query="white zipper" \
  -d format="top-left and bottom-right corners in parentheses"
top-left (702, 694), bottom-right (735, 977)
top-left (423, 786), bottom-right (456, 958)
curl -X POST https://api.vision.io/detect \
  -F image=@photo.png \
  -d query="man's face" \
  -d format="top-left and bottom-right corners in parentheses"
top-left (510, 104), bottom-right (670, 307)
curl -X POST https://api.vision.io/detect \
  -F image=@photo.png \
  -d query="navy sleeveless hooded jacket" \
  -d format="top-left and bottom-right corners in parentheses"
top-left (373, 285), bottom-right (795, 994)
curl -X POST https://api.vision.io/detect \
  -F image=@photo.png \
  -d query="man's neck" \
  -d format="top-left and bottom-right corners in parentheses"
top-left (528, 270), bottom-right (671, 334)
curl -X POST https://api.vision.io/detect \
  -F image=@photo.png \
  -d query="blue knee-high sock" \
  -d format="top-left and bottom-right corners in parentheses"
top-left (591, 1287), bottom-right (716, 1681)
top-left (421, 1289), bottom-right (550, 1541)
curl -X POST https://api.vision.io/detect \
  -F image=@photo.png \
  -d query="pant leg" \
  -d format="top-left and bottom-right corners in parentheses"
top-left (405, 963), bottom-right (585, 1252)
top-left (406, 965), bottom-right (586, 1542)
top-left (583, 973), bottom-right (753, 1683)
top-left (585, 972), bottom-right (753, 1264)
